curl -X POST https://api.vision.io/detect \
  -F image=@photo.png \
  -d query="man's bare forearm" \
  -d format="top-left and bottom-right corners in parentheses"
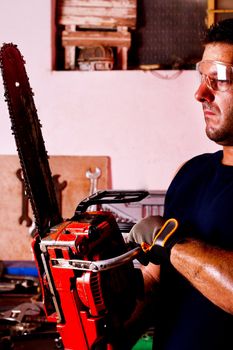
top-left (170, 239), bottom-right (233, 314)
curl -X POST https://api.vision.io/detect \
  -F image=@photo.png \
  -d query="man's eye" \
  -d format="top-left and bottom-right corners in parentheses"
top-left (209, 77), bottom-right (230, 91)
top-left (216, 80), bottom-right (230, 89)
top-left (217, 80), bottom-right (228, 85)
top-left (209, 77), bottom-right (218, 88)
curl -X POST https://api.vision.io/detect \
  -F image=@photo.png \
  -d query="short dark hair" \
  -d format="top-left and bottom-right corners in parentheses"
top-left (203, 18), bottom-right (233, 45)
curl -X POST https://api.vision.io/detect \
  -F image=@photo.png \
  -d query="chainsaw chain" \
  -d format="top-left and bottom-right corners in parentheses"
top-left (0, 43), bottom-right (62, 237)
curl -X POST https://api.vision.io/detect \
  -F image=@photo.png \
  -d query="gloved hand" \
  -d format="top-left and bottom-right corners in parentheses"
top-left (125, 215), bottom-right (179, 265)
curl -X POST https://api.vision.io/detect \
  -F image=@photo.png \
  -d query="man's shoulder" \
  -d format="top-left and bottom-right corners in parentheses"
top-left (180, 150), bottom-right (222, 171)
top-left (165, 151), bottom-right (222, 206)
top-left (171, 150), bottom-right (222, 182)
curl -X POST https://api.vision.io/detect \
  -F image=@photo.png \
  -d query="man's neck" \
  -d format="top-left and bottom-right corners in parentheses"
top-left (222, 146), bottom-right (233, 165)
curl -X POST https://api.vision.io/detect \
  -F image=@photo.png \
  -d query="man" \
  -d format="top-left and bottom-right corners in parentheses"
top-left (125, 18), bottom-right (233, 350)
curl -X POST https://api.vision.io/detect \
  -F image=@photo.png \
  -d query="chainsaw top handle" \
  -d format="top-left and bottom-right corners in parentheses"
top-left (75, 190), bottom-right (149, 214)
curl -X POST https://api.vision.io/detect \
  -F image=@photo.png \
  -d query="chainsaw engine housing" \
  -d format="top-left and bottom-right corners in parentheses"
top-left (33, 210), bottom-right (142, 350)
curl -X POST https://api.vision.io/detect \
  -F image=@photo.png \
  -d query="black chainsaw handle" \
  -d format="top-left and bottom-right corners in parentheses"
top-left (75, 190), bottom-right (149, 214)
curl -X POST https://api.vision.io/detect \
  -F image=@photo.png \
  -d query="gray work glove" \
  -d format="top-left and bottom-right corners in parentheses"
top-left (125, 215), bottom-right (179, 265)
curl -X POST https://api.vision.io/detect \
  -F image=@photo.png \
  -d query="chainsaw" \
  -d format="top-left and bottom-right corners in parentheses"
top-left (0, 43), bottom-right (149, 350)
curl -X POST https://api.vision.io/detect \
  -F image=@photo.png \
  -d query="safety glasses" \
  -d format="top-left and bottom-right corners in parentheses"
top-left (196, 60), bottom-right (233, 92)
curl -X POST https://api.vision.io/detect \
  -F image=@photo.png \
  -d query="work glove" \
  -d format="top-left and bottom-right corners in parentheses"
top-left (125, 215), bottom-right (179, 265)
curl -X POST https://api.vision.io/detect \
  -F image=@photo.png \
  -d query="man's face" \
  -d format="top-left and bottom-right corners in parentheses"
top-left (195, 43), bottom-right (233, 146)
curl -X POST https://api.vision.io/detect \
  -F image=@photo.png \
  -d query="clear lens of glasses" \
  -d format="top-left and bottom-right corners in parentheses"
top-left (196, 60), bottom-right (233, 92)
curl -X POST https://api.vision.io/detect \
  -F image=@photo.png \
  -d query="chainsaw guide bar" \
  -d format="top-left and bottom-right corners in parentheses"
top-left (0, 43), bottom-right (62, 238)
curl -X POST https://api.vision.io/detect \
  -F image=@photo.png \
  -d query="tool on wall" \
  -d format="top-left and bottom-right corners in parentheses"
top-left (86, 167), bottom-right (101, 196)
top-left (16, 167), bottom-right (67, 235)
top-left (16, 168), bottom-right (33, 227)
top-left (85, 167), bottom-right (101, 211)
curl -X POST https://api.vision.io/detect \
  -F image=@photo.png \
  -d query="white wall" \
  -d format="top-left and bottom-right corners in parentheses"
top-left (0, 0), bottom-right (219, 191)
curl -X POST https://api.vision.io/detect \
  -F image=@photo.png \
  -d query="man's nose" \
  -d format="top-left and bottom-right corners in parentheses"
top-left (194, 80), bottom-right (215, 103)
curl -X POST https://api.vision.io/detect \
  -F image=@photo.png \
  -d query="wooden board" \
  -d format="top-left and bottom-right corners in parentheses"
top-left (62, 30), bottom-right (131, 48)
top-left (0, 155), bottom-right (111, 260)
top-left (57, 0), bottom-right (137, 29)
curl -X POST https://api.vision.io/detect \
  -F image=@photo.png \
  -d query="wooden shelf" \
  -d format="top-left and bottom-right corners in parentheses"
top-left (207, 0), bottom-right (233, 27)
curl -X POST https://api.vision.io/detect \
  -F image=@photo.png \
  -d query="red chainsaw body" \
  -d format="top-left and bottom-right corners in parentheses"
top-left (32, 211), bottom-right (138, 350)
top-left (0, 44), bottom-right (147, 350)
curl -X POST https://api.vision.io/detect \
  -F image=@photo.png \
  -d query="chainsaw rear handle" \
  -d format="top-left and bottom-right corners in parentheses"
top-left (75, 190), bottom-right (149, 214)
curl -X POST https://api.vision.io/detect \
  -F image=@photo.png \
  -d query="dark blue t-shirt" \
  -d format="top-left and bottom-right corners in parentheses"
top-left (153, 151), bottom-right (233, 350)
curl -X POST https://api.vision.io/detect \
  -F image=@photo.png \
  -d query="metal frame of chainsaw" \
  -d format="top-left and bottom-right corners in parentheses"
top-left (32, 190), bottom-right (148, 350)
